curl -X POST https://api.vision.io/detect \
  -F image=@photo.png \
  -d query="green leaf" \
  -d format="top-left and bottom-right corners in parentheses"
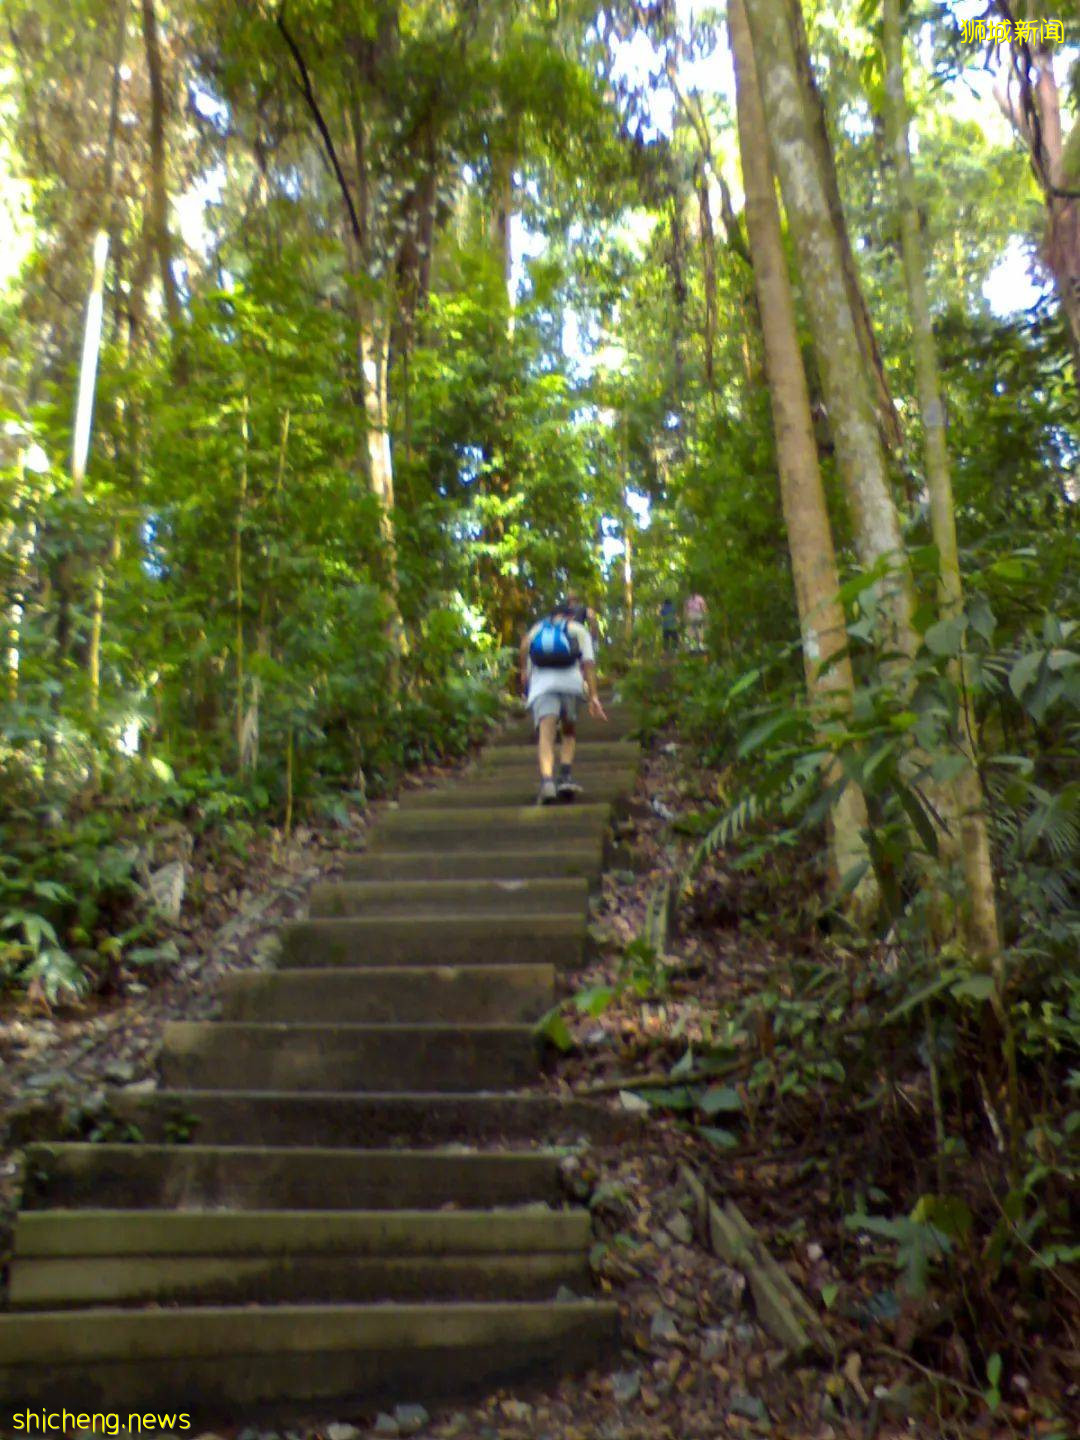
top-left (572, 985), bottom-right (615, 1017)
top-left (1009, 650), bottom-right (1043, 700)
top-left (535, 1007), bottom-right (573, 1052)
top-left (698, 1125), bottom-right (738, 1150)
top-left (820, 1283), bottom-right (839, 1309)
top-left (950, 974), bottom-right (995, 1002)
top-left (670, 1047), bottom-right (695, 1079)
top-left (699, 1084), bottom-right (743, 1115)
top-left (923, 616), bottom-right (965, 658)
top-left (896, 783), bottom-right (940, 857)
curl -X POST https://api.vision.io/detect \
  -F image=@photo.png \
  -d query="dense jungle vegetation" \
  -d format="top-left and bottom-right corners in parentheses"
top-left (0, 0), bottom-right (1077, 1427)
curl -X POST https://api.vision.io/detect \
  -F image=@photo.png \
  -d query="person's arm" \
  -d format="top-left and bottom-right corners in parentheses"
top-left (519, 633), bottom-right (531, 698)
top-left (581, 660), bottom-right (607, 720)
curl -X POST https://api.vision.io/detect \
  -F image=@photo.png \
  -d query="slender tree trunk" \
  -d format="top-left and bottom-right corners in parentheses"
top-left (139, 0), bottom-right (182, 336)
top-left (490, 142), bottom-right (515, 334)
top-left (72, 0), bottom-right (129, 498)
top-left (619, 417), bottom-right (635, 651)
top-left (88, 526), bottom-right (121, 713)
top-left (345, 94), bottom-right (403, 693)
top-left (882, 0), bottom-right (1001, 959)
top-left (994, 32), bottom-right (1080, 382)
top-left (785, 0), bottom-right (903, 451)
top-left (729, 0), bottom-right (875, 914)
top-left (6, 472), bottom-right (37, 702)
top-left (742, 0), bottom-right (915, 661)
top-left (358, 302), bottom-right (403, 687)
top-left (235, 394), bottom-right (249, 768)
top-left (695, 162), bottom-right (719, 402)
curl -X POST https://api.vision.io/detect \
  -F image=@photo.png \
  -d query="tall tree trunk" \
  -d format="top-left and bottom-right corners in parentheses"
top-left (490, 142), bottom-right (515, 334)
top-left (695, 161), bottom-right (719, 403)
top-left (72, 0), bottom-right (129, 498)
top-left (235, 394), bottom-right (249, 768)
top-left (882, 0), bottom-right (1001, 959)
top-left (742, 0), bottom-right (915, 662)
top-left (357, 298), bottom-right (403, 686)
top-left (87, 526), bottom-right (121, 714)
top-left (345, 94), bottom-right (403, 692)
top-left (785, 0), bottom-right (904, 451)
top-left (139, 0), bottom-right (183, 336)
top-left (729, 0), bottom-right (875, 915)
top-left (994, 26), bottom-right (1080, 382)
top-left (619, 417), bottom-right (635, 652)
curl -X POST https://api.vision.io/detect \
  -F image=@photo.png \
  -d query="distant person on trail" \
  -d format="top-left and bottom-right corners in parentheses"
top-left (520, 599), bottom-right (607, 805)
top-left (660, 597), bottom-right (679, 654)
top-left (685, 592), bottom-right (707, 651)
top-left (556, 591), bottom-right (602, 647)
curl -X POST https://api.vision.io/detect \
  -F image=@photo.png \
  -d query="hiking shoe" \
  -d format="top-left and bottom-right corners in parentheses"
top-left (537, 777), bottom-right (558, 805)
top-left (557, 767), bottom-right (582, 800)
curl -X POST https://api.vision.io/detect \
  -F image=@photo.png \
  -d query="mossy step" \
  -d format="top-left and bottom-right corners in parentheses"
top-left (307, 876), bottom-right (587, 919)
top-left (478, 741), bottom-right (640, 768)
top-left (489, 716), bottom-right (635, 747)
top-left (11, 1249), bottom-right (590, 1310)
top-left (375, 801), bottom-right (611, 832)
top-left (0, 1299), bottom-right (618, 1412)
top-left (109, 1090), bottom-right (637, 1149)
top-left (395, 772), bottom-right (636, 809)
top-left (160, 1021), bottom-right (539, 1093)
top-left (14, 1207), bottom-right (592, 1258)
top-left (340, 847), bottom-right (604, 883)
top-left (219, 964), bottom-right (555, 1024)
top-left (278, 914), bottom-right (585, 969)
top-left (370, 804), bottom-right (611, 854)
top-left (12, 1210), bottom-right (591, 1314)
top-left (22, 1144), bottom-right (566, 1212)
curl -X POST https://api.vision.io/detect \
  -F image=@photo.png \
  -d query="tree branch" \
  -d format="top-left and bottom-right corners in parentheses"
top-left (274, 4), bottom-right (363, 242)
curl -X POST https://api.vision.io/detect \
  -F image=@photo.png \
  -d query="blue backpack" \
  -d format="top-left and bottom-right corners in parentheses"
top-left (529, 616), bottom-right (582, 669)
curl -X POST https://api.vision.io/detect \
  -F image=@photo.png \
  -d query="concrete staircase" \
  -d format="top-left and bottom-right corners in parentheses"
top-left (1, 703), bottom-right (639, 1418)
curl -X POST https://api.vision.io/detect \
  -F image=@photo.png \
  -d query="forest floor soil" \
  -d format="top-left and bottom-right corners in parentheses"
top-left (0, 739), bottom-right (1074, 1440)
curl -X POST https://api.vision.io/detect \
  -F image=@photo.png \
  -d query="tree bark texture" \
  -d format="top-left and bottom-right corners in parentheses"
top-left (785, 0), bottom-right (904, 451)
top-left (882, 0), bottom-right (1001, 959)
top-left (994, 27), bottom-right (1080, 381)
top-left (742, 0), bottom-right (915, 660)
top-left (729, 0), bottom-right (874, 912)
top-left (139, 0), bottom-right (182, 335)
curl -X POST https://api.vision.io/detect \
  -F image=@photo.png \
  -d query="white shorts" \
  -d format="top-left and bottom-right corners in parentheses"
top-left (530, 692), bottom-right (580, 728)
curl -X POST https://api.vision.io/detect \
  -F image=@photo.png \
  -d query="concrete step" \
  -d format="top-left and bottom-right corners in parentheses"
top-left (109, 1091), bottom-right (637, 1149)
top-left (490, 714), bottom-right (635, 747)
top-left (15, 1207), bottom-right (592, 1258)
top-left (308, 876), bottom-right (587, 919)
top-left (11, 1210), bottom-right (590, 1310)
top-left (160, 1022), bottom-right (538, 1092)
top-left (371, 803), bottom-right (611, 853)
top-left (219, 965), bottom-right (554, 1024)
top-left (340, 846), bottom-right (604, 883)
top-left (0, 1299), bottom-right (618, 1411)
top-left (22, 1144), bottom-right (566, 1211)
top-left (10, 1250), bottom-right (590, 1310)
top-left (395, 771), bottom-right (636, 809)
top-left (478, 741), bottom-right (640, 768)
top-left (278, 914), bottom-right (585, 969)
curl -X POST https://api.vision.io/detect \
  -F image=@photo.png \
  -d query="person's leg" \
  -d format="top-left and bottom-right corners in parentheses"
top-left (537, 712), bottom-right (558, 778)
top-left (559, 707), bottom-right (577, 770)
top-left (557, 698), bottom-right (582, 797)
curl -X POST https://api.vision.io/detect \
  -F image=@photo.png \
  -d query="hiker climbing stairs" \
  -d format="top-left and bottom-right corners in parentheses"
top-left (1, 700), bottom-right (639, 1417)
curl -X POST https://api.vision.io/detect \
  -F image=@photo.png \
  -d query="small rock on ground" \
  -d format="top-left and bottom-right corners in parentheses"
top-left (393, 1405), bottom-right (429, 1436)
